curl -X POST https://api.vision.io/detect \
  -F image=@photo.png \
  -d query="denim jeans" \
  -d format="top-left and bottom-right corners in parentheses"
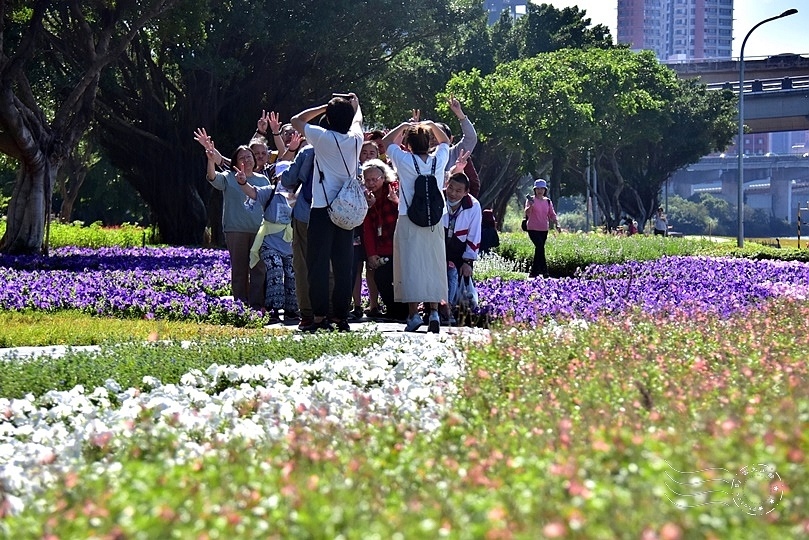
top-left (446, 265), bottom-right (459, 308)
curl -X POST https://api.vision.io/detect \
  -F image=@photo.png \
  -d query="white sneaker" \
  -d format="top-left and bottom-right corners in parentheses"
top-left (428, 310), bottom-right (440, 333)
top-left (405, 313), bottom-right (423, 332)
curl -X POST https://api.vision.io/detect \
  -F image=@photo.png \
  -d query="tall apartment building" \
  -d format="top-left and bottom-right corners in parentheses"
top-left (484, 0), bottom-right (527, 25)
top-left (617, 0), bottom-right (734, 61)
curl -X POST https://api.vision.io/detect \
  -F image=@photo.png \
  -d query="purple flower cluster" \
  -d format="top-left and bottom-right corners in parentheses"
top-left (0, 247), bottom-right (266, 326)
top-left (4, 249), bottom-right (808, 327)
top-left (476, 256), bottom-right (809, 325)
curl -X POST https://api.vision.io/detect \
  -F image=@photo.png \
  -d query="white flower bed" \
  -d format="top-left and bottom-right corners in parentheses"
top-left (0, 330), bottom-right (488, 516)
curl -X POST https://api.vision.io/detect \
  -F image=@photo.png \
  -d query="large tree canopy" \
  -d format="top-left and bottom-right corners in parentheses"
top-left (0, 0), bottom-right (182, 254)
top-left (2, 0), bottom-right (736, 246)
top-left (446, 47), bottom-right (737, 227)
top-left (94, 0), bottom-right (474, 245)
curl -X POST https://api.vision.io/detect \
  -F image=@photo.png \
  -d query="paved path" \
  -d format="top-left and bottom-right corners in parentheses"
top-left (0, 319), bottom-right (487, 361)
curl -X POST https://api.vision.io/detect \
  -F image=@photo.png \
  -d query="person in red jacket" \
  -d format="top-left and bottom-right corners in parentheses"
top-left (361, 159), bottom-right (408, 322)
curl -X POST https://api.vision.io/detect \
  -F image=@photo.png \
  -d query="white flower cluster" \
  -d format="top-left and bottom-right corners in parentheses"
top-left (0, 331), bottom-right (480, 516)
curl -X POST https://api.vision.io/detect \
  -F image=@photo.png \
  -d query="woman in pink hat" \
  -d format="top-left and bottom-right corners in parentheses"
top-left (523, 179), bottom-right (558, 278)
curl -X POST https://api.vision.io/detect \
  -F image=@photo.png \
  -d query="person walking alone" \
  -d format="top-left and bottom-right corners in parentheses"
top-left (524, 179), bottom-right (558, 278)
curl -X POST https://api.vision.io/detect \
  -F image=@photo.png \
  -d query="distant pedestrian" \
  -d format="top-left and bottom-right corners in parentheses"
top-left (524, 179), bottom-right (558, 278)
top-left (480, 208), bottom-right (500, 254)
top-left (654, 207), bottom-right (668, 236)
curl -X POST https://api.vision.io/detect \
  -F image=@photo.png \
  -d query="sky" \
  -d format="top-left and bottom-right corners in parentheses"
top-left (538, 0), bottom-right (807, 59)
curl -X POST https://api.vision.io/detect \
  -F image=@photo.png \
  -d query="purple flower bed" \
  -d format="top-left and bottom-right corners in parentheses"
top-left (476, 256), bottom-right (809, 325)
top-left (0, 247), bottom-right (266, 326)
top-left (3, 249), bottom-right (809, 327)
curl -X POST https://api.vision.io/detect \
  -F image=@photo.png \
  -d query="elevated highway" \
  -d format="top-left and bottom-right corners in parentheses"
top-left (670, 154), bottom-right (809, 222)
top-left (668, 55), bottom-right (809, 133)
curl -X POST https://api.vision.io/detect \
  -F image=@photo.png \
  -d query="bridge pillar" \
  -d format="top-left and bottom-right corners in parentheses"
top-left (720, 170), bottom-right (739, 205)
top-left (771, 169), bottom-right (795, 223)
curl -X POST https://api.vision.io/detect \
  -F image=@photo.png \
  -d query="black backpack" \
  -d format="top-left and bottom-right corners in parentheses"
top-left (403, 153), bottom-right (444, 228)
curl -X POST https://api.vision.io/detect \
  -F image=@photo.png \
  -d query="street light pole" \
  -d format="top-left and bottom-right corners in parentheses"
top-left (737, 8), bottom-right (798, 248)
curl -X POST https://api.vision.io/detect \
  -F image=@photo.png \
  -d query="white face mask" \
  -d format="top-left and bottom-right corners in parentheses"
top-left (447, 196), bottom-right (461, 205)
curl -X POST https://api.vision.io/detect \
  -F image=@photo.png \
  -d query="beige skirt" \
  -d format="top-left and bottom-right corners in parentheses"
top-left (393, 216), bottom-right (448, 304)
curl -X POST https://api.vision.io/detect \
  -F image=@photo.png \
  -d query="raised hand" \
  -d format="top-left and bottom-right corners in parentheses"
top-left (448, 148), bottom-right (472, 176)
top-left (234, 162), bottom-right (247, 185)
top-left (448, 96), bottom-right (464, 118)
top-left (410, 109), bottom-right (420, 122)
top-left (387, 183), bottom-right (399, 204)
top-left (287, 131), bottom-right (302, 152)
top-left (455, 149), bottom-right (471, 168)
top-left (193, 127), bottom-right (214, 152)
top-left (269, 111), bottom-right (281, 134)
top-left (257, 110), bottom-right (270, 133)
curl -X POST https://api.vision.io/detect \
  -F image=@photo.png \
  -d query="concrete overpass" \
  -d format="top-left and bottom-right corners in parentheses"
top-left (668, 54), bottom-right (809, 133)
top-left (670, 154), bottom-right (809, 223)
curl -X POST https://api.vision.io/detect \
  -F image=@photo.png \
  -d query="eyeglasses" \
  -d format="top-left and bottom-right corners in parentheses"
top-left (364, 174), bottom-right (384, 183)
top-left (237, 154), bottom-right (254, 162)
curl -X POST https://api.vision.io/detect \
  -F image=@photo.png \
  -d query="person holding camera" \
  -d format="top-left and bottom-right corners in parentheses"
top-left (290, 93), bottom-right (363, 332)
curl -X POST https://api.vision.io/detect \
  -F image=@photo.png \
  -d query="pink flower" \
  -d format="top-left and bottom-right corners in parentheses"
top-left (543, 521), bottom-right (567, 538)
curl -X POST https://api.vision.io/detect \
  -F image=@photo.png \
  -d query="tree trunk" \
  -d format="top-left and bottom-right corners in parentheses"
top-left (1, 158), bottom-right (54, 254)
top-left (57, 156), bottom-right (88, 223)
top-left (474, 142), bottom-right (524, 227)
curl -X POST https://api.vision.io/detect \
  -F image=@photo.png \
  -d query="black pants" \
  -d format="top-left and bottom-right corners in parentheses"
top-left (307, 208), bottom-right (353, 320)
top-left (527, 229), bottom-right (549, 277)
top-left (373, 257), bottom-right (408, 320)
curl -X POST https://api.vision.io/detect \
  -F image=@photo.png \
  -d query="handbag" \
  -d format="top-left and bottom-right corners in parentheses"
top-left (318, 133), bottom-right (368, 230)
top-left (457, 275), bottom-right (479, 311)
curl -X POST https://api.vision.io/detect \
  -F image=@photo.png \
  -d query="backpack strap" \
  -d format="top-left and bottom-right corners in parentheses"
top-left (316, 157), bottom-right (332, 210)
top-left (320, 132), bottom-right (359, 210)
top-left (404, 153), bottom-right (422, 208)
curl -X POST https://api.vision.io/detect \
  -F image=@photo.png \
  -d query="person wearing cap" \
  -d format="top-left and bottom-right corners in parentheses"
top-left (235, 163), bottom-right (298, 324)
top-left (524, 179), bottom-right (558, 278)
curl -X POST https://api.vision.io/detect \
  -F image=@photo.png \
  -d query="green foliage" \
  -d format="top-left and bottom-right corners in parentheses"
top-left (5, 301), bottom-right (808, 537)
top-left (495, 231), bottom-right (719, 276)
top-left (0, 333), bottom-right (383, 399)
top-left (447, 47), bottom-right (737, 228)
top-left (0, 221), bottom-right (153, 249)
top-left (0, 310), bottom-right (273, 348)
top-left (698, 241), bottom-right (809, 262)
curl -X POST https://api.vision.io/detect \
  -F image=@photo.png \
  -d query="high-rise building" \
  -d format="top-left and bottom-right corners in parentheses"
top-left (617, 0), bottom-right (734, 62)
top-left (484, 0), bottom-right (527, 25)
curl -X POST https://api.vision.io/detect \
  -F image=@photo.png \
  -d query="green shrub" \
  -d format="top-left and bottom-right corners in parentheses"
top-left (495, 231), bottom-right (718, 276)
top-left (0, 221), bottom-right (155, 248)
top-left (0, 333), bottom-right (383, 399)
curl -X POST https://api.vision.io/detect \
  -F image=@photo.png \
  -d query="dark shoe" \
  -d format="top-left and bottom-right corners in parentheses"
top-left (405, 313), bottom-right (423, 332)
top-left (365, 307), bottom-right (385, 320)
top-left (299, 319), bottom-right (334, 333)
top-left (428, 310), bottom-right (440, 334)
top-left (284, 313), bottom-right (300, 325)
top-left (332, 319), bottom-right (351, 332)
top-left (265, 310), bottom-right (281, 325)
top-left (297, 317), bottom-right (314, 331)
top-left (348, 307), bottom-right (364, 321)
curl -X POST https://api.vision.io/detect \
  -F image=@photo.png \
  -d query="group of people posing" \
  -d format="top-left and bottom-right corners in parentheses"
top-left (194, 93), bottom-right (516, 334)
